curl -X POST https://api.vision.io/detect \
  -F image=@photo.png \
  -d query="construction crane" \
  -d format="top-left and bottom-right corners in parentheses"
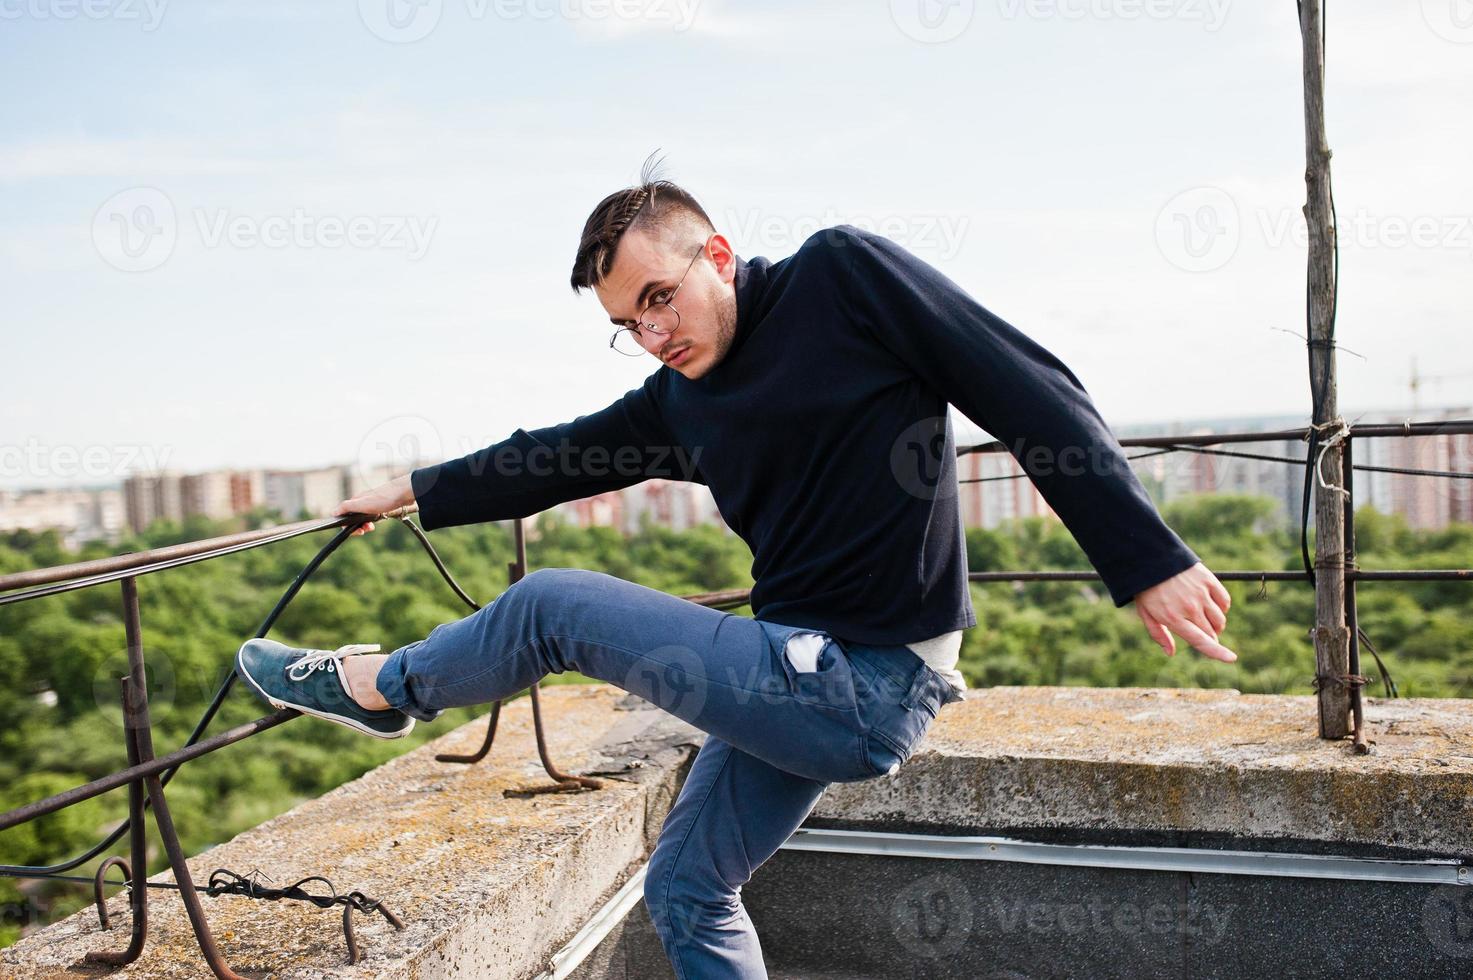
top-left (1407, 356), bottom-right (1473, 414)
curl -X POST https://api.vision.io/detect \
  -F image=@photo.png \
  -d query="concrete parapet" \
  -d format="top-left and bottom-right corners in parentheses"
top-left (6, 684), bottom-right (1471, 978)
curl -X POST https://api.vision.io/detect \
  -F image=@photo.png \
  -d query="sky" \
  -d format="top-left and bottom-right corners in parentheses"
top-left (2, 0), bottom-right (1470, 489)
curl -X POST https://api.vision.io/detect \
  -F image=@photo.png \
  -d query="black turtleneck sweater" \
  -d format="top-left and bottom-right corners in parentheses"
top-left (409, 225), bottom-right (1200, 644)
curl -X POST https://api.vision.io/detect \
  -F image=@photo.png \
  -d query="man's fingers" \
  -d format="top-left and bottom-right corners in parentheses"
top-left (1208, 576), bottom-right (1232, 615)
top-left (1167, 615), bottom-right (1238, 663)
top-left (1200, 599), bottom-right (1227, 636)
top-left (1138, 606), bottom-right (1175, 656)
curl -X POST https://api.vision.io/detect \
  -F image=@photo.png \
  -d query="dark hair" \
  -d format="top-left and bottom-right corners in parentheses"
top-left (570, 151), bottom-right (715, 293)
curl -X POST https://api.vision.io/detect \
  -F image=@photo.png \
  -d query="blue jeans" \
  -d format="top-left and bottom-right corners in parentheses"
top-left (376, 567), bottom-right (964, 980)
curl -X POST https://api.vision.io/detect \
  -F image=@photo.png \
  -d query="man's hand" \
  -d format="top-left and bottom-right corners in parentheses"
top-left (332, 474), bottom-right (415, 537)
top-left (1133, 562), bottom-right (1237, 663)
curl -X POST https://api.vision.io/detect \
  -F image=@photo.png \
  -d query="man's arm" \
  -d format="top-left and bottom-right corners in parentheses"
top-left (343, 372), bottom-right (699, 533)
top-left (834, 225), bottom-right (1235, 660)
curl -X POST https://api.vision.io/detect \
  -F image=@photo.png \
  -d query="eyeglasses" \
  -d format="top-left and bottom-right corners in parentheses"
top-left (609, 245), bottom-right (705, 357)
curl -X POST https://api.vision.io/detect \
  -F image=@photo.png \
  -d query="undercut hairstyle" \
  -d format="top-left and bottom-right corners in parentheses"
top-left (570, 152), bottom-right (716, 294)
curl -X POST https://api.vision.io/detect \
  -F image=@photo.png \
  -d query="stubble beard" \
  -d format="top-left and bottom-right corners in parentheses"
top-left (702, 291), bottom-right (739, 375)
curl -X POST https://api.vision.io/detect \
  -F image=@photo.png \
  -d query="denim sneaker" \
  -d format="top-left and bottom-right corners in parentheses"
top-left (235, 638), bottom-right (415, 739)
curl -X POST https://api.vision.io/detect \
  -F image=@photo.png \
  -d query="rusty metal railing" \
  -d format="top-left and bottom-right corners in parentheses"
top-left (0, 508), bottom-right (626, 977)
top-left (1, 418), bottom-right (1469, 974)
top-left (954, 418), bottom-right (1473, 754)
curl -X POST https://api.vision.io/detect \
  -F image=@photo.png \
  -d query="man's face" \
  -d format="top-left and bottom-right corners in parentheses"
top-left (595, 228), bottom-right (739, 380)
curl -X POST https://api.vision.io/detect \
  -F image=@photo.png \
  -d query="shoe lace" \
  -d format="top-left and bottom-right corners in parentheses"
top-left (285, 643), bottom-right (382, 682)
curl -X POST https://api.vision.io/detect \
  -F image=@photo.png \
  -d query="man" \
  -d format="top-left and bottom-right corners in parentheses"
top-left (236, 166), bottom-right (1236, 979)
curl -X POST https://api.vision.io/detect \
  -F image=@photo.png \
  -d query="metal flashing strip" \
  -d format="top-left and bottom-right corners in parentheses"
top-left (537, 862), bottom-right (651, 980)
top-left (782, 828), bottom-right (1470, 887)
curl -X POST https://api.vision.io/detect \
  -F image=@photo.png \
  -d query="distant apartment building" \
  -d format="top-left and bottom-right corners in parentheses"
top-left (1114, 407), bottom-right (1473, 531)
top-left (119, 466), bottom-right (342, 533)
top-left (622, 480), bottom-right (725, 534)
top-left (551, 480), bottom-right (729, 535)
top-left (954, 447), bottom-right (1052, 530)
top-left (122, 470), bottom-right (186, 533)
top-left (180, 470), bottom-right (265, 520)
top-left (554, 490), bottom-right (626, 531)
top-left (263, 467), bottom-right (347, 522)
top-left (0, 487), bottom-right (125, 549)
top-left (1113, 415), bottom-right (1305, 529)
top-left (1364, 417), bottom-right (1473, 530)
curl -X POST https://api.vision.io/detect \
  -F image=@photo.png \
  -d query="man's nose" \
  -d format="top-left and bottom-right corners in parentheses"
top-left (645, 327), bottom-right (675, 356)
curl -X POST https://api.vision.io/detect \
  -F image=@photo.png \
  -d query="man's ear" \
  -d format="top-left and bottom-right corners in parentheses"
top-left (706, 233), bottom-right (737, 285)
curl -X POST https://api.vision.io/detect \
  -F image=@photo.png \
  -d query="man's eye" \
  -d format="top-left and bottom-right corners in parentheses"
top-left (652, 289), bottom-right (672, 304)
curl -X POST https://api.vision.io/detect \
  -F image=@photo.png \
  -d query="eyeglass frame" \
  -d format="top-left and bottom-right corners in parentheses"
top-left (607, 243), bottom-right (706, 357)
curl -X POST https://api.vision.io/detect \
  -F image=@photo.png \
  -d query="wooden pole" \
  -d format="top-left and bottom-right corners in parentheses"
top-left (1299, 0), bottom-right (1351, 739)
